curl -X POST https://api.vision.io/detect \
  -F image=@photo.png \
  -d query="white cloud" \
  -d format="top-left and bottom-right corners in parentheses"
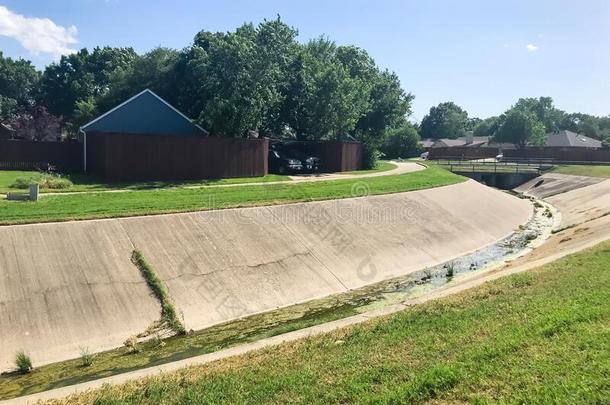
top-left (525, 43), bottom-right (539, 52)
top-left (0, 6), bottom-right (78, 59)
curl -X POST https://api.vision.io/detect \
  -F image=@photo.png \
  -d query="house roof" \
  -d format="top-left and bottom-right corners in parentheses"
top-left (427, 136), bottom-right (490, 148)
top-left (81, 89), bottom-right (208, 136)
top-left (546, 130), bottom-right (602, 148)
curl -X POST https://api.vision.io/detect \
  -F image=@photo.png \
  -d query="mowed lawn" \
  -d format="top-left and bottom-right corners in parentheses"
top-left (552, 164), bottom-right (610, 178)
top-left (55, 241), bottom-right (610, 405)
top-left (0, 165), bottom-right (463, 225)
top-left (0, 170), bottom-right (290, 194)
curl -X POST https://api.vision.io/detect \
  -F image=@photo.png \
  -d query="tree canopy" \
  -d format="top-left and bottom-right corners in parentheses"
top-left (419, 102), bottom-right (468, 139)
top-left (493, 109), bottom-right (546, 147)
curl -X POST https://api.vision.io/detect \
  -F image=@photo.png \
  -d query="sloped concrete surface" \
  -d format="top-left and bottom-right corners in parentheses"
top-left (122, 180), bottom-right (532, 331)
top-left (514, 172), bottom-right (603, 199)
top-left (546, 178), bottom-right (610, 228)
top-left (0, 180), bottom-right (532, 370)
top-left (0, 221), bottom-right (160, 371)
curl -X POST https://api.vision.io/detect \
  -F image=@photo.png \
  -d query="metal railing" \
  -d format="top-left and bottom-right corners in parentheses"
top-left (433, 159), bottom-right (543, 174)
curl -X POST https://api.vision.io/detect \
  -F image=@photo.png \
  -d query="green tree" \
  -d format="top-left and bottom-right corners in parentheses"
top-left (282, 38), bottom-right (370, 139)
top-left (512, 96), bottom-right (565, 133)
top-left (38, 47), bottom-right (137, 121)
top-left (419, 102), bottom-right (468, 139)
top-left (493, 110), bottom-right (546, 147)
top-left (381, 124), bottom-right (422, 159)
top-left (96, 47), bottom-right (181, 114)
top-left (0, 51), bottom-right (40, 119)
top-left (187, 18), bottom-right (299, 136)
top-left (473, 116), bottom-right (499, 137)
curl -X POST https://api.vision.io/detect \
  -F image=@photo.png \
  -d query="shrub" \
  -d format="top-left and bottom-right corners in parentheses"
top-left (80, 347), bottom-right (94, 367)
top-left (11, 173), bottom-right (73, 190)
top-left (15, 350), bottom-right (32, 374)
top-left (124, 336), bottom-right (140, 354)
top-left (445, 263), bottom-right (456, 279)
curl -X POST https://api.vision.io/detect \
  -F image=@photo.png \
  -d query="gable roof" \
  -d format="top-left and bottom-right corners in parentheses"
top-left (81, 89), bottom-right (208, 136)
top-left (546, 130), bottom-right (602, 148)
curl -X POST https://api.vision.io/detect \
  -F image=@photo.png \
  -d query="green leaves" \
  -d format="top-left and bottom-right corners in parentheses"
top-left (420, 102), bottom-right (469, 139)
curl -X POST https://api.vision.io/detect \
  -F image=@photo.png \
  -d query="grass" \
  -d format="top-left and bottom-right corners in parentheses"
top-left (552, 164), bottom-right (610, 178)
top-left (339, 161), bottom-right (397, 175)
top-left (0, 165), bottom-right (463, 225)
top-left (131, 250), bottom-right (185, 335)
top-left (0, 277), bottom-right (371, 399)
top-left (48, 240), bottom-right (610, 404)
top-left (0, 170), bottom-right (290, 194)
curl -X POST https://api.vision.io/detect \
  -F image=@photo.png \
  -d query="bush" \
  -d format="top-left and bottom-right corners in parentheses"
top-left (80, 347), bottom-right (94, 367)
top-left (381, 124), bottom-right (423, 159)
top-left (11, 173), bottom-right (73, 190)
top-left (124, 335), bottom-right (140, 354)
top-left (15, 350), bottom-right (32, 374)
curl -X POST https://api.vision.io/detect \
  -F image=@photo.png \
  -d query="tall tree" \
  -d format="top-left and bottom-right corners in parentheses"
top-left (38, 47), bottom-right (137, 121)
top-left (282, 38), bottom-right (370, 139)
top-left (419, 102), bottom-right (469, 139)
top-left (493, 109), bottom-right (546, 147)
top-left (0, 51), bottom-right (40, 119)
top-left (187, 18), bottom-right (299, 136)
top-left (512, 97), bottom-right (565, 133)
top-left (473, 116), bottom-right (499, 137)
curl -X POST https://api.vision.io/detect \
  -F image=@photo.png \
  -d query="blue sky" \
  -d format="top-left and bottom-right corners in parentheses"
top-left (1, 0), bottom-right (609, 120)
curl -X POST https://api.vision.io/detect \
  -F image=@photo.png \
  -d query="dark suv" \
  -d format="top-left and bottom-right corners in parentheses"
top-left (269, 144), bottom-right (321, 174)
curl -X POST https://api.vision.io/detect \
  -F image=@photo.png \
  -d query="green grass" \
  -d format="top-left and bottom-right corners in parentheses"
top-left (339, 161), bottom-right (397, 175)
top-left (0, 170), bottom-right (290, 194)
top-left (0, 165), bottom-right (463, 225)
top-left (51, 240), bottom-right (610, 405)
top-left (552, 164), bottom-right (610, 178)
top-left (0, 276), bottom-right (371, 400)
top-left (131, 250), bottom-right (185, 335)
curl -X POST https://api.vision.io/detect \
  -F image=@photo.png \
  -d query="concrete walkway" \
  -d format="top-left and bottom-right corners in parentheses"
top-left (37, 161), bottom-right (424, 197)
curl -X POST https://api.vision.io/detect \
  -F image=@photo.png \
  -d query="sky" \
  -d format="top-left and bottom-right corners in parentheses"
top-left (1, 0), bottom-right (609, 121)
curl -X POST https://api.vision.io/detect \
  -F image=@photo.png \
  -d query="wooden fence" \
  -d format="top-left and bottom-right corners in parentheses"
top-left (310, 141), bottom-right (363, 172)
top-left (428, 146), bottom-right (499, 160)
top-left (86, 132), bottom-right (269, 182)
top-left (429, 146), bottom-right (610, 163)
top-left (503, 147), bottom-right (610, 162)
top-left (0, 139), bottom-right (83, 172)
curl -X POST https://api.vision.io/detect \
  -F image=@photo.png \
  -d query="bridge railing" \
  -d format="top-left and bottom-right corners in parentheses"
top-left (431, 159), bottom-right (543, 174)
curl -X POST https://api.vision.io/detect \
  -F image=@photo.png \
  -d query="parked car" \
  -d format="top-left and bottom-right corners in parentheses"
top-left (269, 144), bottom-right (321, 174)
top-left (285, 147), bottom-right (320, 173)
top-left (269, 148), bottom-right (303, 174)
top-left (420, 151), bottom-right (430, 160)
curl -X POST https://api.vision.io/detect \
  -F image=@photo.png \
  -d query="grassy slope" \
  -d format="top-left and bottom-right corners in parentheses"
top-left (0, 165), bottom-right (463, 225)
top-left (339, 161), bottom-right (397, 175)
top-left (0, 171), bottom-right (290, 194)
top-left (552, 164), bottom-right (610, 178)
top-left (53, 241), bottom-right (610, 405)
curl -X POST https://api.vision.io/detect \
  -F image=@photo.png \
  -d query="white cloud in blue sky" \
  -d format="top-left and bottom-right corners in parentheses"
top-left (0, 5), bottom-right (78, 59)
top-left (525, 43), bottom-right (539, 52)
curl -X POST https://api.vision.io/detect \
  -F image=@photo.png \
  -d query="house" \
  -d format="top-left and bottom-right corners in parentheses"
top-left (81, 89), bottom-right (208, 137)
top-left (423, 132), bottom-right (492, 149)
top-left (0, 123), bottom-right (15, 140)
top-left (546, 130), bottom-right (602, 148)
top-left (81, 89), bottom-right (209, 172)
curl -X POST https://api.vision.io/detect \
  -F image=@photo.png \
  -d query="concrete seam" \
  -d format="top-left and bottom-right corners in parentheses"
top-left (265, 206), bottom-right (350, 292)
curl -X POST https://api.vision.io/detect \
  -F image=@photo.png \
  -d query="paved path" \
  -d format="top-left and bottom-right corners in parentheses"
top-left (36, 161), bottom-right (424, 197)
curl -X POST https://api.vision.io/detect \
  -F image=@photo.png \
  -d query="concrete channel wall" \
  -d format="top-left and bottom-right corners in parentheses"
top-left (0, 180), bottom-right (532, 370)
